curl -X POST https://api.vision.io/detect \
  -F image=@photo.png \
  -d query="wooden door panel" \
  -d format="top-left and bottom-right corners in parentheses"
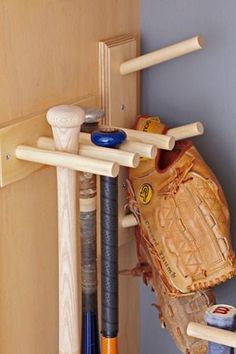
top-left (0, 1), bottom-right (140, 353)
top-left (0, 0), bottom-right (139, 122)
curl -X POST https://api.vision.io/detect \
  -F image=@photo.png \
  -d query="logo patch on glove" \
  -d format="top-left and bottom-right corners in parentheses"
top-left (139, 183), bottom-right (153, 205)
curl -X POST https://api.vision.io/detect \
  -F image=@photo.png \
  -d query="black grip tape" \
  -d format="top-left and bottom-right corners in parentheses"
top-left (101, 176), bottom-right (118, 338)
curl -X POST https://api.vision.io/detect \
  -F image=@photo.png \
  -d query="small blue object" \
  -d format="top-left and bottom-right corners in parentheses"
top-left (91, 129), bottom-right (127, 148)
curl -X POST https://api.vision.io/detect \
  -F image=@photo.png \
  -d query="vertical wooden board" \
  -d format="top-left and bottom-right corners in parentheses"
top-left (108, 41), bottom-right (138, 127)
top-left (99, 35), bottom-right (140, 353)
top-left (99, 36), bottom-right (139, 244)
top-left (99, 36), bottom-right (138, 127)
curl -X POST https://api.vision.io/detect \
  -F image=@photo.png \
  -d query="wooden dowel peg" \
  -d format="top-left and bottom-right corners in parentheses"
top-left (79, 144), bottom-right (139, 168)
top-left (37, 137), bottom-right (140, 168)
top-left (122, 214), bottom-right (138, 228)
top-left (79, 133), bottom-right (157, 159)
top-left (80, 132), bottom-right (95, 144)
top-left (120, 35), bottom-right (204, 75)
top-left (16, 145), bottom-right (119, 177)
top-left (38, 136), bottom-right (157, 160)
top-left (46, 105), bottom-right (84, 354)
top-left (187, 322), bottom-right (236, 348)
top-left (37, 137), bottom-right (56, 150)
top-left (100, 125), bottom-right (175, 150)
top-left (119, 140), bottom-right (157, 159)
top-left (167, 122), bottom-right (204, 140)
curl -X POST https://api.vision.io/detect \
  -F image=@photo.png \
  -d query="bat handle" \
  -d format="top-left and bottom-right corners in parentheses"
top-left (47, 105), bottom-right (85, 354)
top-left (80, 108), bottom-right (104, 354)
top-left (92, 128), bottom-right (126, 354)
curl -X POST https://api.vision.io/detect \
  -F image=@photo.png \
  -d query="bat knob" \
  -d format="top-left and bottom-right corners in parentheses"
top-left (205, 304), bottom-right (236, 330)
top-left (47, 105), bottom-right (85, 128)
top-left (205, 304), bottom-right (236, 353)
top-left (47, 105), bottom-right (84, 152)
top-left (91, 128), bottom-right (127, 148)
top-left (81, 107), bottom-right (105, 133)
top-left (84, 107), bottom-right (105, 123)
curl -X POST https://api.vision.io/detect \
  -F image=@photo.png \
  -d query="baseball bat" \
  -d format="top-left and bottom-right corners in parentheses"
top-left (187, 305), bottom-right (236, 353)
top-left (205, 304), bottom-right (236, 354)
top-left (47, 105), bottom-right (85, 354)
top-left (80, 108), bottom-right (104, 354)
top-left (91, 128), bottom-right (127, 354)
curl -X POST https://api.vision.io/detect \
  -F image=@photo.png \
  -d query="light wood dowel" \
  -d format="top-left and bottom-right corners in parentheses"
top-left (122, 214), bottom-right (138, 228)
top-left (37, 137), bottom-right (140, 168)
top-left (37, 137), bottom-right (58, 150)
top-left (119, 140), bottom-right (157, 159)
top-left (100, 126), bottom-right (175, 150)
top-left (120, 35), bottom-right (204, 75)
top-left (46, 105), bottom-right (84, 354)
top-left (79, 144), bottom-right (139, 168)
top-left (79, 133), bottom-right (157, 159)
top-left (16, 145), bottom-right (119, 177)
top-left (187, 322), bottom-right (236, 348)
top-left (167, 122), bottom-right (204, 140)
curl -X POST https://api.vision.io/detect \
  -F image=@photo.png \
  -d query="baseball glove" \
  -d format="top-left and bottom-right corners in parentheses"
top-left (152, 268), bottom-right (215, 354)
top-left (125, 227), bottom-right (215, 354)
top-left (127, 115), bottom-right (236, 296)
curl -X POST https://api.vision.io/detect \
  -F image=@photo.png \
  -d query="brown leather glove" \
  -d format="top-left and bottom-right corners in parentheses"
top-left (127, 227), bottom-right (215, 354)
top-left (128, 116), bottom-right (236, 296)
top-left (152, 267), bottom-right (215, 354)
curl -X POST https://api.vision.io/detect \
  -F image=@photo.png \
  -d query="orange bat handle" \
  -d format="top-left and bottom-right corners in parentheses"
top-left (102, 337), bottom-right (118, 354)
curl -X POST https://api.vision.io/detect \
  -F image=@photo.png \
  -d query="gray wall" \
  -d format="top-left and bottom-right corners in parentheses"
top-left (140, 1), bottom-right (236, 353)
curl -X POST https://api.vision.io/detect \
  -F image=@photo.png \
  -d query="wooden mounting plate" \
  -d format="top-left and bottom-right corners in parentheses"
top-left (0, 95), bottom-right (96, 187)
top-left (99, 34), bottom-right (138, 247)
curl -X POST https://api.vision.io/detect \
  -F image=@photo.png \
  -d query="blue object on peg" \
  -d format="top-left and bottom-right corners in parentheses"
top-left (205, 304), bottom-right (236, 354)
top-left (91, 128), bottom-right (127, 148)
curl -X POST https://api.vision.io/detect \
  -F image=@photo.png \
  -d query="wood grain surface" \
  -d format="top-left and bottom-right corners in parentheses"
top-left (47, 106), bottom-right (84, 354)
top-left (0, 1), bottom-right (140, 354)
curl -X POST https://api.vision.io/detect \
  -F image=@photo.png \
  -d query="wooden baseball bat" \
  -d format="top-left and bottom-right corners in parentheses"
top-left (47, 105), bottom-right (85, 354)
